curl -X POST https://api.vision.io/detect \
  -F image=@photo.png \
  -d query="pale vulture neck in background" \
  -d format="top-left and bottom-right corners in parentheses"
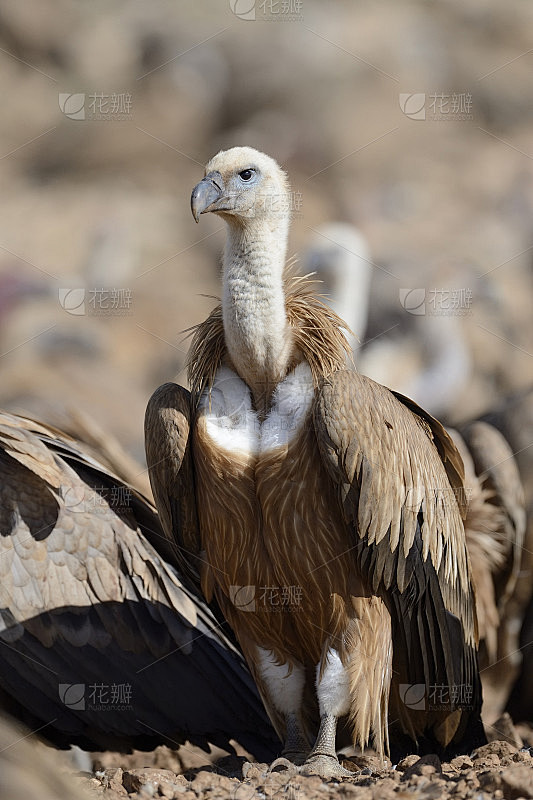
top-left (222, 213), bottom-right (292, 406)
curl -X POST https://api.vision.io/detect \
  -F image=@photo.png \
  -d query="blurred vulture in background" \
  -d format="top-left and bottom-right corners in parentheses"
top-left (448, 423), bottom-right (525, 672)
top-left (0, 410), bottom-right (279, 759)
top-left (305, 223), bottom-right (372, 354)
top-left (304, 223), bottom-right (472, 419)
top-left (476, 384), bottom-right (533, 724)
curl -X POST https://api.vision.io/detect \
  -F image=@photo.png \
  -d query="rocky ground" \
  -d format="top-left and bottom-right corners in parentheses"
top-left (80, 741), bottom-right (533, 800)
top-left (45, 720), bottom-right (531, 800)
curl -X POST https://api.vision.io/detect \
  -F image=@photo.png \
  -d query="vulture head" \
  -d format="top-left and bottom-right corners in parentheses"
top-left (191, 146), bottom-right (289, 225)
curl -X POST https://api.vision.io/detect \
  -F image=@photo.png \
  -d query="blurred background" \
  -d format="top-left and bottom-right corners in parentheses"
top-left (0, 0), bottom-right (531, 475)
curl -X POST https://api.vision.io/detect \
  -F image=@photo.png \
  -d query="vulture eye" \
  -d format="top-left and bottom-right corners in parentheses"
top-left (239, 169), bottom-right (254, 182)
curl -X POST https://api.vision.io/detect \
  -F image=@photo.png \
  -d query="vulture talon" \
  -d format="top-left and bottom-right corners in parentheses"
top-left (300, 754), bottom-right (355, 779)
top-left (267, 757), bottom-right (300, 775)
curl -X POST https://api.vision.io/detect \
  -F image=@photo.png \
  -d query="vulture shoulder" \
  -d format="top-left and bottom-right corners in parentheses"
top-left (0, 411), bottom-right (278, 758)
top-left (313, 370), bottom-right (483, 752)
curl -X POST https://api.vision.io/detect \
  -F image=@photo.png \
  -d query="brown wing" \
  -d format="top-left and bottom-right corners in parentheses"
top-left (314, 370), bottom-right (484, 755)
top-left (460, 421), bottom-right (526, 611)
top-left (0, 411), bottom-right (278, 758)
top-left (144, 382), bottom-right (202, 588)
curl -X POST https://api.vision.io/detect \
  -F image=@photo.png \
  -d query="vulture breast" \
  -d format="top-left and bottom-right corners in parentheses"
top-left (193, 362), bottom-right (370, 667)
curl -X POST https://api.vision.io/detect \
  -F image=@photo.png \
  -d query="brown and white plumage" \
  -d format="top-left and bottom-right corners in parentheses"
top-left (0, 410), bottom-right (278, 758)
top-left (146, 147), bottom-right (485, 775)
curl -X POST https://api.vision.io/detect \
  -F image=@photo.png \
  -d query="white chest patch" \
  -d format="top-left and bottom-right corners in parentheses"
top-left (198, 362), bottom-right (315, 456)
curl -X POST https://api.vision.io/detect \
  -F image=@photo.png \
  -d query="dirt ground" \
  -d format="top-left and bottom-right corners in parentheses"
top-left (59, 721), bottom-right (533, 800)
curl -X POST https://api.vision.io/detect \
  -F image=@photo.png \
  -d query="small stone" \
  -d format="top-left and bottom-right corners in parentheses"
top-left (191, 770), bottom-right (217, 790)
top-left (472, 741), bottom-right (516, 761)
top-left (338, 783), bottom-right (365, 795)
top-left (486, 714), bottom-right (523, 749)
top-left (478, 770), bottom-right (503, 793)
top-left (122, 771), bottom-right (142, 793)
top-left (449, 755), bottom-right (473, 771)
top-left (352, 754), bottom-right (389, 773)
top-left (402, 754), bottom-right (442, 780)
top-left (231, 784), bottom-right (257, 800)
top-left (501, 764), bottom-right (533, 799)
top-left (472, 754), bottom-right (501, 771)
top-left (396, 755), bottom-right (420, 771)
top-left (242, 762), bottom-right (262, 780)
top-left (159, 780), bottom-right (177, 798)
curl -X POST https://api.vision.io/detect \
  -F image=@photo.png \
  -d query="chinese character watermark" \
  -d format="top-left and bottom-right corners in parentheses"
top-left (59, 92), bottom-right (133, 121)
top-left (59, 682), bottom-right (133, 712)
top-left (404, 485), bottom-right (473, 515)
top-left (399, 92), bottom-right (473, 122)
top-left (58, 288), bottom-right (133, 316)
top-left (400, 683), bottom-right (474, 711)
top-left (229, 0), bottom-right (303, 22)
top-left (61, 484), bottom-right (133, 514)
top-left (230, 585), bottom-right (304, 613)
top-left (399, 288), bottom-right (473, 316)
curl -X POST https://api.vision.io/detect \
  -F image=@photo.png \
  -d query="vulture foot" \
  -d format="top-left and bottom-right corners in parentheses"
top-left (267, 757), bottom-right (300, 776)
top-left (300, 754), bottom-right (355, 779)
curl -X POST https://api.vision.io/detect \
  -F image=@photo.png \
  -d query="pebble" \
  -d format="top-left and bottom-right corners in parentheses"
top-left (501, 764), bottom-right (533, 799)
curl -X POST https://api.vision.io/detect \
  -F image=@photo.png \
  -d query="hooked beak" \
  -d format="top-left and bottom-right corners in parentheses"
top-left (191, 172), bottom-right (224, 223)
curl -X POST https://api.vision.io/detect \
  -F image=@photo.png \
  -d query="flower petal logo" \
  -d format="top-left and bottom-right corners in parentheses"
top-left (58, 288), bottom-right (86, 316)
top-left (399, 683), bottom-right (426, 711)
top-left (229, 585), bottom-right (256, 612)
top-left (229, 0), bottom-right (256, 20)
top-left (59, 683), bottom-right (85, 710)
top-left (399, 288), bottom-right (426, 316)
top-left (399, 93), bottom-right (426, 121)
top-left (405, 484), bottom-right (425, 514)
top-left (58, 93), bottom-right (86, 120)
top-left (61, 485), bottom-right (86, 513)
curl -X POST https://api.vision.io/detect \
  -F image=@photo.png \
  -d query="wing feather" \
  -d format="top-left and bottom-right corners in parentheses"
top-left (144, 383), bottom-right (202, 588)
top-left (314, 371), bottom-right (484, 754)
top-left (0, 411), bottom-right (279, 758)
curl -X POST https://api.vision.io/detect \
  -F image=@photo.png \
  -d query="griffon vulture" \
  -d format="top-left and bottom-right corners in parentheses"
top-left (145, 147), bottom-right (486, 777)
top-left (0, 410), bottom-right (278, 759)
